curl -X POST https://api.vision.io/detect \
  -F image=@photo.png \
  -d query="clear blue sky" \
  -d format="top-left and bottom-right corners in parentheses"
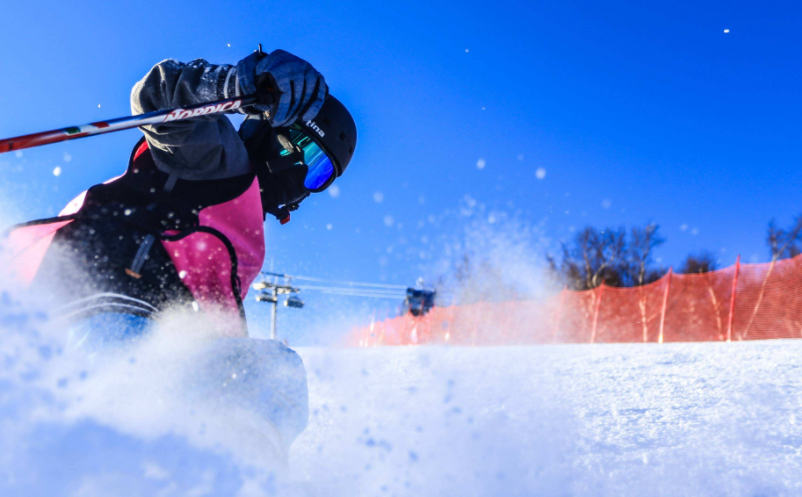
top-left (0, 0), bottom-right (800, 341)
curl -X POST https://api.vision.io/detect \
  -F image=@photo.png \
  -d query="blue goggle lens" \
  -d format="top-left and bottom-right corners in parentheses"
top-left (286, 126), bottom-right (336, 191)
top-left (304, 154), bottom-right (335, 190)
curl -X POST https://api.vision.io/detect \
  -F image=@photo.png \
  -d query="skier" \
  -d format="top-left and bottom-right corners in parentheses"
top-left (6, 48), bottom-right (357, 340)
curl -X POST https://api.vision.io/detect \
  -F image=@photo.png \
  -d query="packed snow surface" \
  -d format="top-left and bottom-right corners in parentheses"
top-left (294, 343), bottom-right (802, 497)
top-left (3, 293), bottom-right (802, 496)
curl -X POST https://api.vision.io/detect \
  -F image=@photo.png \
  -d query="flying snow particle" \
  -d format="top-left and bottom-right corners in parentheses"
top-left (465, 49), bottom-right (469, 53)
top-left (383, 215), bottom-right (395, 227)
top-left (328, 185), bottom-right (341, 198)
top-left (326, 223), bottom-right (333, 230)
top-left (723, 29), bottom-right (730, 33)
top-left (691, 228), bottom-right (699, 235)
top-left (536, 167), bottom-right (546, 179)
top-left (63, 153), bottom-right (72, 162)
top-left (98, 104), bottom-right (101, 108)
top-left (680, 224), bottom-right (688, 231)
top-left (476, 158), bottom-right (486, 170)
top-left (142, 462), bottom-right (170, 480)
top-left (52, 167), bottom-right (62, 177)
top-left (517, 154), bottom-right (524, 161)
top-left (14, 151), bottom-right (22, 158)
top-left (373, 191), bottom-right (384, 203)
top-left (227, 43), bottom-right (231, 47)
top-left (601, 199), bottom-right (612, 209)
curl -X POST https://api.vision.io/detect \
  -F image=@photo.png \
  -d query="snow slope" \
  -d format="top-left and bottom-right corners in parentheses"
top-left (4, 282), bottom-right (802, 497)
top-left (294, 343), bottom-right (802, 496)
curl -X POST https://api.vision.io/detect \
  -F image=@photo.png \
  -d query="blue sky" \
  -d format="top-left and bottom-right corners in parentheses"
top-left (0, 0), bottom-right (800, 341)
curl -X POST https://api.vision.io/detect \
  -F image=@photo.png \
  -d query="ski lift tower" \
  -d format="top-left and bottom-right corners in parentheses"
top-left (253, 271), bottom-right (444, 339)
top-left (253, 275), bottom-right (303, 340)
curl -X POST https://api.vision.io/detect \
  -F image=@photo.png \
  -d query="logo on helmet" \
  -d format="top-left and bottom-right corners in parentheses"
top-left (306, 120), bottom-right (325, 138)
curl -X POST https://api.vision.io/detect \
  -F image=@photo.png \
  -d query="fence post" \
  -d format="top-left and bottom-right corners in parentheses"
top-left (472, 301), bottom-right (480, 346)
top-left (658, 267), bottom-right (672, 344)
top-left (590, 283), bottom-right (604, 344)
top-left (552, 286), bottom-right (567, 342)
top-left (446, 305), bottom-right (455, 343)
top-left (502, 302), bottom-right (512, 345)
top-left (379, 309), bottom-right (389, 345)
top-left (727, 255), bottom-right (741, 343)
top-left (367, 312), bottom-right (375, 347)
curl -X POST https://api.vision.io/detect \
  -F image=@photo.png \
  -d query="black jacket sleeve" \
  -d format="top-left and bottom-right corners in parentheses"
top-left (131, 59), bottom-right (251, 180)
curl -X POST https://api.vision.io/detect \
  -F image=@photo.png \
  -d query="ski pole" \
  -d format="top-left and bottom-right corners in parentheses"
top-left (0, 94), bottom-right (264, 154)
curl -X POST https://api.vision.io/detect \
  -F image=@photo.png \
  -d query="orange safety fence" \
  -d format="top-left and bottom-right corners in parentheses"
top-left (349, 253), bottom-right (802, 346)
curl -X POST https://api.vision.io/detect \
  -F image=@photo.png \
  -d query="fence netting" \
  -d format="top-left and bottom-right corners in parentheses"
top-left (350, 254), bottom-right (802, 346)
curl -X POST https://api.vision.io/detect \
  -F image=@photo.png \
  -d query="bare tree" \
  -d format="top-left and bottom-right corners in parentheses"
top-left (743, 215), bottom-right (802, 338)
top-left (767, 217), bottom-right (802, 261)
top-left (549, 225), bottom-right (667, 291)
top-left (678, 251), bottom-right (719, 274)
top-left (679, 251), bottom-right (723, 337)
top-left (626, 224), bottom-right (665, 286)
top-left (624, 224), bottom-right (665, 341)
top-left (548, 227), bottom-right (627, 290)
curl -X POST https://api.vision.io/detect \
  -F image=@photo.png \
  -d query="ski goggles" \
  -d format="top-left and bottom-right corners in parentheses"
top-left (282, 124), bottom-right (337, 192)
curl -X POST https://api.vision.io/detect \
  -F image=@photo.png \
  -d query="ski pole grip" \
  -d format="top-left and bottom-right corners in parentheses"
top-left (256, 90), bottom-right (277, 107)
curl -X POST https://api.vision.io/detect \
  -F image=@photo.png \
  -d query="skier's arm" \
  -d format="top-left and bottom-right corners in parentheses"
top-left (131, 59), bottom-right (250, 180)
top-left (132, 53), bottom-right (327, 181)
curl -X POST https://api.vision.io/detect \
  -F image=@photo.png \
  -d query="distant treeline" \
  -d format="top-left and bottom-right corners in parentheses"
top-left (548, 215), bottom-right (802, 291)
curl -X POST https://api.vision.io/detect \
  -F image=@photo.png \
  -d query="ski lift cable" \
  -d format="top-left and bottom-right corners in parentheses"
top-left (296, 288), bottom-right (408, 299)
top-left (297, 291), bottom-right (402, 299)
top-left (260, 271), bottom-right (408, 290)
top-left (294, 284), bottom-right (406, 295)
top-left (256, 284), bottom-right (407, 298)
top-left (296, 288), bottom-right (406, 298)
top-left (296, 291), bottom-right (401, 300)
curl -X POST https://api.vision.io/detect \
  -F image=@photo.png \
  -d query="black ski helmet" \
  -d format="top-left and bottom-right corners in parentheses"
top-left (238, 93), bottom-right (357, 222)
top-left (297, 94), bottom-right (357, 177)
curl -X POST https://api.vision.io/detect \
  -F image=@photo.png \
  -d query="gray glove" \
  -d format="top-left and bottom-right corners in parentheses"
top-left (236, 49), bottom-right (327, 127)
